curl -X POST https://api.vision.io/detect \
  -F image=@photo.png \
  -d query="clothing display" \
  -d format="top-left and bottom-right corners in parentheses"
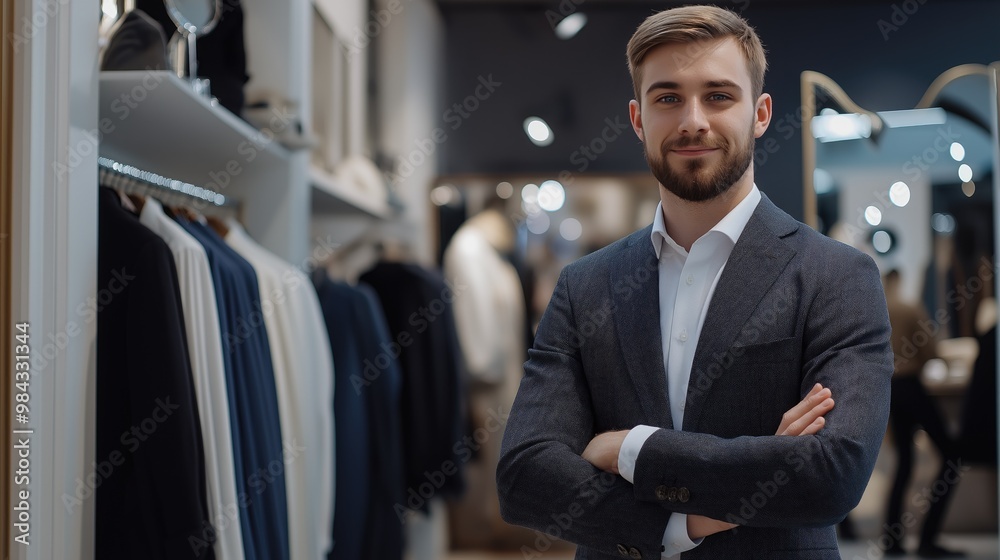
top-left (96, 188), bottom-right (214, 560)
top-left (138, 198), bottom-right (245, 560)
top-left (314, 277), bottom-right (372, 560)
top-left (314, 276), bottom-right (406, 560)
top-left (360, 261), bottom-right (468, 507)
top-left (175, 217), bottom-right (290, 560)
top-left (226, 221), bottom-right (336, 560)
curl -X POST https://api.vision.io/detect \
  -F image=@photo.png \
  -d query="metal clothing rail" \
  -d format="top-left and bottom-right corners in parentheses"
top-left (98, 156), bottom-right (237, 208)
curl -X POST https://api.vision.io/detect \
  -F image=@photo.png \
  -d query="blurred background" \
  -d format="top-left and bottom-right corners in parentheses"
top-left (5, 0), bottom-right (1000, 558)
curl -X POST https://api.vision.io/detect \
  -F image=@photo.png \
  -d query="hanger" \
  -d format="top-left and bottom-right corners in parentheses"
top-left (205, 215), bottom-right (230, 238)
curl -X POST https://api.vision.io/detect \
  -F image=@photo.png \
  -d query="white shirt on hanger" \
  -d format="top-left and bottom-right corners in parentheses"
top-left (226, 221), bottom-right (336, 560)
top-left (139, 198), bottom-right (246, 560)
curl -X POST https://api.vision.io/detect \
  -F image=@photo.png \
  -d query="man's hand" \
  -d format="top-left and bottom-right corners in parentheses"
top-left (687, 383), bottom-right (835, 538)
top-left (581, 430), bottom-right (630, 475)
top-left (776, 383), bottom-right (834, 436)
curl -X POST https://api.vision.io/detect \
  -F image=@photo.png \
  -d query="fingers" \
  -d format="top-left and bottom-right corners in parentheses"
top-left (781, 397), bottom-right (835, 436)
top-left (799, 415), bottom-right (825, 436)
top-left (777, 383), bottom-right (832, 435)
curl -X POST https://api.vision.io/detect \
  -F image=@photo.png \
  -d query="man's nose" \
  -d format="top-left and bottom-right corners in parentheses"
top-left (677, 100), bottom-right (709, 135)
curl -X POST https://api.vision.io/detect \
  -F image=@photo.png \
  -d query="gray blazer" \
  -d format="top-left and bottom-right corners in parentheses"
top-left (497, 194), bottom-right (893, 560)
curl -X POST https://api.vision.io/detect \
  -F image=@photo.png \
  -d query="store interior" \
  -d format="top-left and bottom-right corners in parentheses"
top-left (4, 0), bottom-right (1000, 558)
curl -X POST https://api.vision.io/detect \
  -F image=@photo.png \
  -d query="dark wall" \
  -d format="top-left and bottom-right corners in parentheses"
top-left (438, 0), bottom-right (1000, 220)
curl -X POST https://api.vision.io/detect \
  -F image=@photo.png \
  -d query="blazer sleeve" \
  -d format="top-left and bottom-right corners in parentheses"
top-left (497, 267), bottom-right (673, 558)
top-left (629, 250), bottom-right (893, 528)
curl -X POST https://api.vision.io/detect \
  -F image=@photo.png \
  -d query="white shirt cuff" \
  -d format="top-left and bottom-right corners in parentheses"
top-left (661, 514), bottom-right (703, 559)
top-left (617, 425), bottom-right (659, 483)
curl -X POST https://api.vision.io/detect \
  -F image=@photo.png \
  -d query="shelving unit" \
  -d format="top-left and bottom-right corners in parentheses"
top-left (99, 71), bottom-right (289, 186)
top-left (310, 164), bottom-right (392, 217)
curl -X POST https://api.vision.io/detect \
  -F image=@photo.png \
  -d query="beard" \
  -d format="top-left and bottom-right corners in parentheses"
top-left (644, 123), bottom-right (755, 203)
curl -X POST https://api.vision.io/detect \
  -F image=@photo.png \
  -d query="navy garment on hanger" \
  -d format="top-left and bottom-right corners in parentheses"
top-left (314, 276), bottom-right (371, 560)
top-left (96, 187), bottom-right (214, 560)
top-left (175, 217), bottom-right (289, 560)
top-left (355, 284), bottom-right (406, 560)
top-left (359, 262), bottom-right (467, 509)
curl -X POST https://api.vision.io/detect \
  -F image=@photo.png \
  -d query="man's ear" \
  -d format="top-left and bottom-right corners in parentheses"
top-left (753, 93), bottom-right (772, 139)
top-left (629, 99), bottom-right (645, 142)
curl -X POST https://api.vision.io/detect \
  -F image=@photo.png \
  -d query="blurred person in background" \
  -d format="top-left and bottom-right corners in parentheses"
top-left (881, 269), bottom-right (964, 558)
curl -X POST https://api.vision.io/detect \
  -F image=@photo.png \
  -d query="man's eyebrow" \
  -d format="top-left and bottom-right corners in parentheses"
top-left (645, 80), bottom-right (744, 95)
top-left (645, 81), bottom-right (680, 95)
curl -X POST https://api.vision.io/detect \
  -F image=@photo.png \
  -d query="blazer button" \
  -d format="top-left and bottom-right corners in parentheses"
top-left (655, 485), bottom-right (669, 501)
top-left (666, 487), bottom-right (678, 502)
top-left (617, 544), bottom-right (629, 556)
top-left (629, 546), bottom-right (642, 559)
top-left (678, 487), bottom-right (690, 503)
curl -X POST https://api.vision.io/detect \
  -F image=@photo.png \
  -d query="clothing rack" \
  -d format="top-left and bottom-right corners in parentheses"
top-left (98, 156), bottom-right (238, 209)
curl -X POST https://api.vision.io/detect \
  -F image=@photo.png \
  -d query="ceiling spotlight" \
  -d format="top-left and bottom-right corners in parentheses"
top-left (950, 142), bottom-right (965, 162)
top-left (554, 13), bottom-right (587, 39)
top-left (560, 218), bottom-right (583, 241)
top-left (958, 164), bottom-right (973, 183)
top-left (524, 117), bottom-right (554, 147)
top-left (865, 206), bottom-right (882, 226)
top-left (889, 182), bottom-right (910, 207)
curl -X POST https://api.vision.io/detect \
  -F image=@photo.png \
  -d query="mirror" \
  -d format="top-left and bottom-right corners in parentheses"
top-left (164, 0), bottom-right (222, 93)
top-left (802, 63), bottom-right (1000, 535)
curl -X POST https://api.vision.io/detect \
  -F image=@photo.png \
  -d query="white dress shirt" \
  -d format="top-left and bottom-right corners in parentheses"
top-left (617, 184), bottom-right (761, 559)
top-left (139, 199), bottom-right (246, 560)
top-left (227, 222), bottom-right (337, 560)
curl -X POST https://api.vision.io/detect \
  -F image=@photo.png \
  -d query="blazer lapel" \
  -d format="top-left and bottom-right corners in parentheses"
top-left (682, 195), bottom-right (798, 432)
top-left (610, 226), bottom-right (673, 430)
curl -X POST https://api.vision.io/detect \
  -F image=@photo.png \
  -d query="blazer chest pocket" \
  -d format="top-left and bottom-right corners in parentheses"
top-left (732, 336), bottom-right (798, 364)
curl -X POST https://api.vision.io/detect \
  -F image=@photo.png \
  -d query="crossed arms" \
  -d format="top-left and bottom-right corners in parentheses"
top-left (496, 253), bottom-right (893, 557)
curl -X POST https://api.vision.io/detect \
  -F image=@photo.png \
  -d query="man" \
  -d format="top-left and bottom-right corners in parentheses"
top-left (497, 5), bottom-right (893, 560)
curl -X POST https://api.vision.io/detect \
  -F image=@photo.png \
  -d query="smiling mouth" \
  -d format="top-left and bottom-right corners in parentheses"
top-left (671, 148), bottom-right (719, 156)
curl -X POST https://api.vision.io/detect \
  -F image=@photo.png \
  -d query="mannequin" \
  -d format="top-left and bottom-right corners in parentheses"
top-left (443, 201), bottom-right (540, 549)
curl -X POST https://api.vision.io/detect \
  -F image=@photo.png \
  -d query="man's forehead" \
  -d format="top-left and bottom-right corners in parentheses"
top-left (640, 38), bottom-right (750, 88)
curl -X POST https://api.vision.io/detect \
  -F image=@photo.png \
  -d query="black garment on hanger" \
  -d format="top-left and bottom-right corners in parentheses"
top-left (360, 262), bottom-right (468, 509)
top-left (96, 187), bottom-right (214, 560)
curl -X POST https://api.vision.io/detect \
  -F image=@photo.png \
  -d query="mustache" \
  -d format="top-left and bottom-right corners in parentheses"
top-left (660, 136), bottom-right (727, 152)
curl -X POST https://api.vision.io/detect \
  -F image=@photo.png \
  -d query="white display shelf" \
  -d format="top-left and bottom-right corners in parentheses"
top-left (310, 164), bottom-right (392, 217)
top-left (98, 70), bottom-right (289, 189)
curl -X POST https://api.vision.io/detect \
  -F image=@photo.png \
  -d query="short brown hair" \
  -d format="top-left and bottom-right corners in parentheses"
top-left (626, 5), bottom-right (767, 103)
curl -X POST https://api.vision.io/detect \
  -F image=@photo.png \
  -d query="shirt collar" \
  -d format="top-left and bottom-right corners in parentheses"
top-left (650, 183), bottom-right (762, 260)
